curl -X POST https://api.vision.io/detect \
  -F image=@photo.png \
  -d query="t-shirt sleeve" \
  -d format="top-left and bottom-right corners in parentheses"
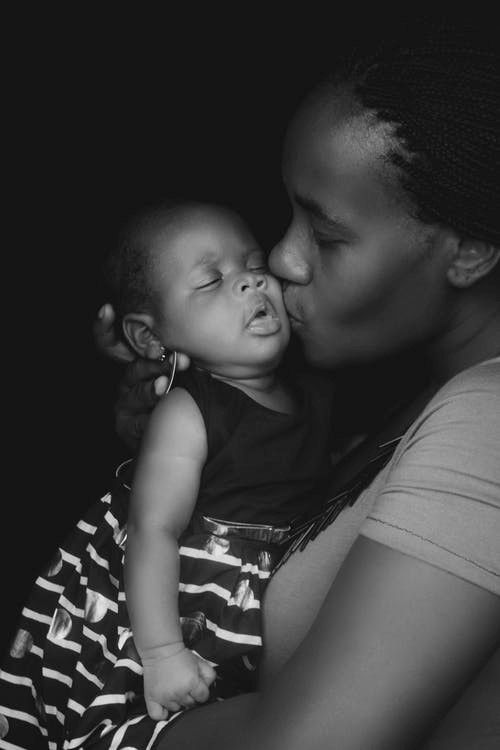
top-left (360, 360), bottom-right (500, 594)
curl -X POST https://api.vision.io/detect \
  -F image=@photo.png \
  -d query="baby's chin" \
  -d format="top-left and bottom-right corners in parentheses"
top-left (200, 356), bottom-right (286, 381)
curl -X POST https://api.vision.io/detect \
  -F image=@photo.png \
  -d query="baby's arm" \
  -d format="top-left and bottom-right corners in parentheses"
top-left (124, 387), bottom-right (216, 720)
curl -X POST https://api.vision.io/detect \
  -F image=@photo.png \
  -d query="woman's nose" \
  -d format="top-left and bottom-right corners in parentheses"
top-left (269, 232), bottom-right (312, 285)
top-left (232, 273), bottom-right (267, 295)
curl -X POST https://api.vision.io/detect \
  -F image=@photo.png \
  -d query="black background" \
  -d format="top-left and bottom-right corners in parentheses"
top-left (3, 8), bottom-right (489, 649)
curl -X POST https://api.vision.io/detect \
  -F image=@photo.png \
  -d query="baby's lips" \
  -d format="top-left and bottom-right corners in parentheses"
top-left (245, 296), bottom-right (277, 327)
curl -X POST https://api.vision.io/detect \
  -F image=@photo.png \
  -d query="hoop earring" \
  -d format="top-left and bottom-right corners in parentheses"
top-left (158, 348), bottom-right (177, 396)
top-left (166, 351), bottom-right (177, 394)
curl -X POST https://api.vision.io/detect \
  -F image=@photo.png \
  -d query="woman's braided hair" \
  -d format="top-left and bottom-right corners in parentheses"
top-left (339, 23), bottom-right (499, 245)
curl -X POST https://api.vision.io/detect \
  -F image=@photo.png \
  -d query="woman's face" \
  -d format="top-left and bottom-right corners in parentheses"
top-left (269, 88), bottom-right (453, 369)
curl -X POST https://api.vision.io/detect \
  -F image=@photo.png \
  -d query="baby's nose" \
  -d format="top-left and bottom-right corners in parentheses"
top-left (233, 273), bottom-right (267, 295)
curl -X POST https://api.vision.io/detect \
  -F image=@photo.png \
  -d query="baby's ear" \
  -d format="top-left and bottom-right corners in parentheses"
top-left (122, 313), bottom-right (163, 359)
top-left (447, 238), bottom-right (500, 288)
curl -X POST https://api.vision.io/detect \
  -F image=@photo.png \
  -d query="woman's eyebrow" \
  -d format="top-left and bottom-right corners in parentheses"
top-left (293, 192), bottom-right (349, 231)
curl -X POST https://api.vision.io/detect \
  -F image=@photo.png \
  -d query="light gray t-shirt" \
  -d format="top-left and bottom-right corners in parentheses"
top-left (361, 357), bottom-right (500, 595)
top-left (263, 357), bottom-right (500, 678)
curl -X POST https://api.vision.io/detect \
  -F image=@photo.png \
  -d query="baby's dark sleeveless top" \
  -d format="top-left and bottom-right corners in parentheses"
top-left (174, 367), bottom-right (334, 526)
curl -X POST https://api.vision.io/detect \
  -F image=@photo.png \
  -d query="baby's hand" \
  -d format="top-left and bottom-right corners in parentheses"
top-left (142, 644), bottom-right (217, 721)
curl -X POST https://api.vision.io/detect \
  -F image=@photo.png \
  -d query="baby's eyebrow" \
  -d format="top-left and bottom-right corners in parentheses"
top-left (189, 247), bottom-right (265, 275)
top-left (191, 251), bottom-right (219, 270)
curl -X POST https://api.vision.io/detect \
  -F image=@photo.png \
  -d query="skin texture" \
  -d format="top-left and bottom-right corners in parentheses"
top-left (126, 387), bottom-right (214, 719)
top-left (123, 206), bottom-right (290, 381)
top-left (94, 85), bottom-right (500, 748)
top-left (272, 89), bottom-right (463, 371)
top-left (160, 88), bottom-right (500, 748)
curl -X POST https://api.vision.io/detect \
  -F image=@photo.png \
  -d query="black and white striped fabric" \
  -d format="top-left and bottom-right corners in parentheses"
top-left (0, 480), bottom-right (281, 749)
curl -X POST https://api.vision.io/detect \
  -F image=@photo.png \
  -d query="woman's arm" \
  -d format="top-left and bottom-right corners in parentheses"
top-left (164, 536), bottom-right (500, 749)
top-left (164, 368), bottom-right (500, 748)
top-left (250, 537), bottom-right (500, 749)
top-left (422, 644), bottom-right (500, 749)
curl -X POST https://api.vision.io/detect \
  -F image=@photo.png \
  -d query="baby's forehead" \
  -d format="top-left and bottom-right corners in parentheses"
top-left (151, 205), bottom-right (256, 254)
top-left (169, 204), bottom-right (248, 237)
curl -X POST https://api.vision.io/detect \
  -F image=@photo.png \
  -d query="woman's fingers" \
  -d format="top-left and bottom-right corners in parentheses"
top-left (115, 413), bottom-right (150, 449)
top-left (98, 305), bottom-right (193, 448)
top-left (94, 303), bottom-right (193, 369)
top-left (118, 371), bottom-right (166, 411)
top-left (93, 304), bottom-right (115, 350)
top-left (93, 304), bottom-right (136, 363)
top-left (114, 361), bottom-right (171, 449)
top-left (119, 357), bottom-right (169, 391)
top-left (154, 375), bottom-right (170, 397)
top-left (117, 352), bottom-right (191, 392)
top-left (175, 352), bottom-right (191, 371)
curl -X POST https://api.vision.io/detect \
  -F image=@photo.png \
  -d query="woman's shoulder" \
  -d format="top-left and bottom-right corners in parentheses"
top-left (362, 356), bottom-right (500, 594)
top-left (432, 355), bottom-right (499, 398)
top-left (398, 355), bottom-right (500, 481)
top-left (410, 356), bottom-right (500, 433)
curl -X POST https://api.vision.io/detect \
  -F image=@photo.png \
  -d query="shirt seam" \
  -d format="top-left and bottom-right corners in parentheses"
top-left (364, 517), bottom-right (499, 578)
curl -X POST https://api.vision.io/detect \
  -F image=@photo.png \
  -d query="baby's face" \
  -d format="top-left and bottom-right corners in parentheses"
top-left (150, 207), bottom-right (290, 379)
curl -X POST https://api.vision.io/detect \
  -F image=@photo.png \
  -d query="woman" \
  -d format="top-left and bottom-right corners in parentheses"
top-left (82, 23), bottom-right (500, 749)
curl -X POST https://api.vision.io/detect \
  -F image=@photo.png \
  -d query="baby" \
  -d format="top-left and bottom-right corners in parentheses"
top-left (0, 200), bottom-right (334, 749)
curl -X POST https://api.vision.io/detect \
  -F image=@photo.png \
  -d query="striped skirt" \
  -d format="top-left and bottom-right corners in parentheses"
top-left (0, 472), bottom-right (287, 749)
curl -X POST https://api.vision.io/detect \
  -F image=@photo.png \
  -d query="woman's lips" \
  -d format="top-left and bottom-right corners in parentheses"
top-left (283, 291), bottom-right (304, 326)
top-left (285, 308), bottom-right (304, 327)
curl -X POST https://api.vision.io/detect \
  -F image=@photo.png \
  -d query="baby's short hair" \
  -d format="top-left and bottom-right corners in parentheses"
top-left (105, 198), bottom-right (248, 325)
top-left (105, 198), bottom-right (187, 322)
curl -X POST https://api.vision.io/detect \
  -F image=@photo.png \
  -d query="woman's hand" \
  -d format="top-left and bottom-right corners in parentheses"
top-left (94, 303), bottom-right (136, 363)
top-left (93, 304), bottom-right (191, 451)
top-left (114, 358), bottom-right (174, 451)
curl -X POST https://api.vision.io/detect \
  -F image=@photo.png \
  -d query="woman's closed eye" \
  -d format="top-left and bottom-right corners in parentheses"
top-left (313, 231), bottom-right (343, 249)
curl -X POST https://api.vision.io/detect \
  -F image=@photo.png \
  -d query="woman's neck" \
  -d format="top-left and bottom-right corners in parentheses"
top-left (427, 292), bottom-right (500, 384)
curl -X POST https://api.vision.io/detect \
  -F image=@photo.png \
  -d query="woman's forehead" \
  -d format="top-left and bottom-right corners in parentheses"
top-left (282, 89), bottom-right (406, 220)
top-left (284, 88), bottom-right (390, 175)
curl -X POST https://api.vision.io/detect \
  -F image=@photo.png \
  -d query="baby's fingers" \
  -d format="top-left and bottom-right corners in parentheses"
top-left (198, 659), bottom-right (217, 687)
top-left (179, 693), bottom-right (196, 708)
top-left (188, 676), bottom-right (211, 704)
top-left (145, 698), bottom-right (169, 722)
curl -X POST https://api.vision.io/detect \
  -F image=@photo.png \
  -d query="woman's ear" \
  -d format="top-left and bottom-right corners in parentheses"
top-left (122, 313), bottom-right (164, 359)
top-left (447, 238), bottom-right (500, 288)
